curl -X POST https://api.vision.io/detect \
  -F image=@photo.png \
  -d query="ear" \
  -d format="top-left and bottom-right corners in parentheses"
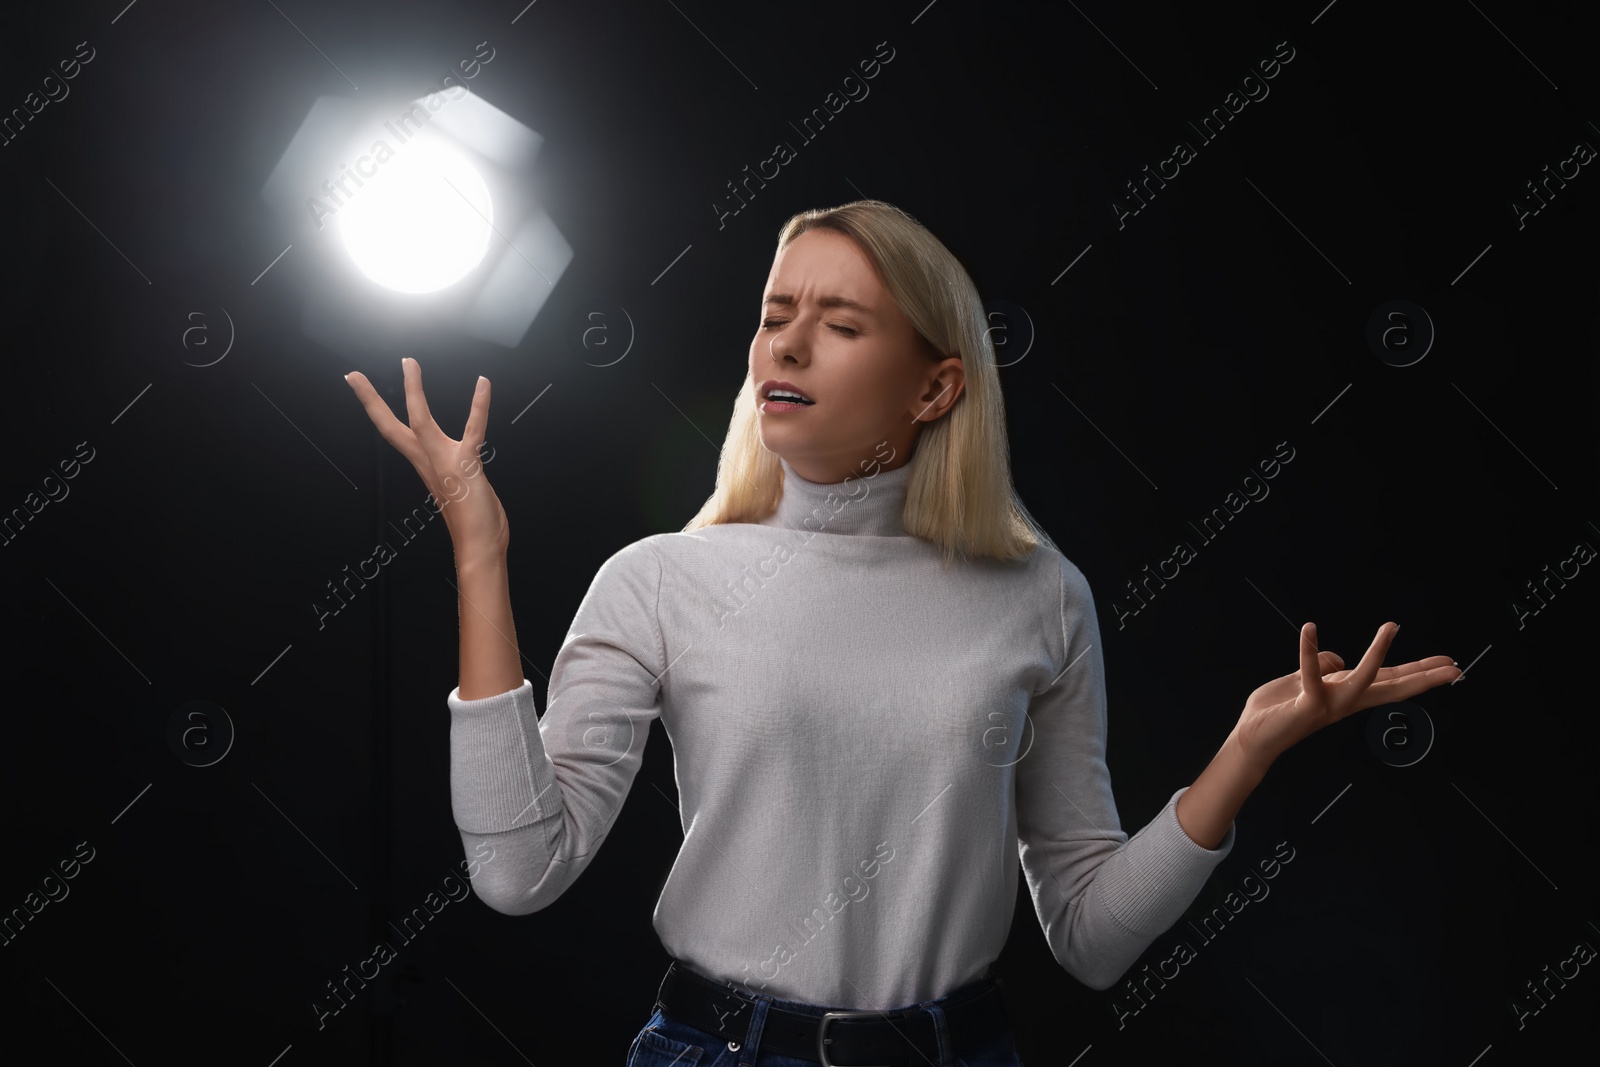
top-left (912, 358), bottom-right (965, 422)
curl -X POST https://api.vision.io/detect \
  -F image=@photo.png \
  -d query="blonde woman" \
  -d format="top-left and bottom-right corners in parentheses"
top-left (345, 200), bottom-right (1459, 1066)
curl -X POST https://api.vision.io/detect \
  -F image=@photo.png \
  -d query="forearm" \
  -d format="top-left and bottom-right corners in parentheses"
top-left (1175, 729), bottom-right (1271, 850)
top-left (453, 545), bottom-right (524, 700)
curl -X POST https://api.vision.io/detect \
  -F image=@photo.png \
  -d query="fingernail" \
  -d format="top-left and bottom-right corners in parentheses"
top-left (343, 373), bottom-right (349, 383)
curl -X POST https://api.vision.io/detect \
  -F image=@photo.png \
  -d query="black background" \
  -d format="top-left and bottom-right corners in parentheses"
top-left (1, 1), bottom-right (1596, 1064)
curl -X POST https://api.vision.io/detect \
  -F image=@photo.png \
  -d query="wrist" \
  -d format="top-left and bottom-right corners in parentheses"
top-left (453, 541), bottom-right (507, 574)
top-left (1224, 726), bottom-right (1278, 780)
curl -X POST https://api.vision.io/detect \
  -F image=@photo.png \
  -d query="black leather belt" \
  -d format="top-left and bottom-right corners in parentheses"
top-left (653, 959), bottom-right (1011, 1066)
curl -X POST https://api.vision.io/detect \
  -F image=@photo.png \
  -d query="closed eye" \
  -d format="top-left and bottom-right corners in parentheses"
top-left (761, 319), bottom-right (858, 336)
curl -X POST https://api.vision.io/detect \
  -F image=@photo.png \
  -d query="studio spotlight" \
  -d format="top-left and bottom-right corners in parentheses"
top-left (336, 130), bottom-right (493, 294)
top-left (260, 85), bottom-right (571, 353)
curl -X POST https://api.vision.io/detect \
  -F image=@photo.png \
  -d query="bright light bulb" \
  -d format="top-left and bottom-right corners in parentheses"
top-left (336, 132), bottom-right (493, 293)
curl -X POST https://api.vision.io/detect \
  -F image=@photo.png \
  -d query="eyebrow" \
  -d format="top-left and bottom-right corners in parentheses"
top-left (763, 293), bottom-right (875, 315)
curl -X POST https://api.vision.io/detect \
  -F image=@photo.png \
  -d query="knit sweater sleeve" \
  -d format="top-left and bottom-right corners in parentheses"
top-left (444, 537), bottom-right (666, 916)
top-left (1015, 552), bottom-right (1235, 991)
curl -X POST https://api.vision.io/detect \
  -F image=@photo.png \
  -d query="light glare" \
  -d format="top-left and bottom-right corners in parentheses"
top-left (336, 133), bottom-right (493, 294)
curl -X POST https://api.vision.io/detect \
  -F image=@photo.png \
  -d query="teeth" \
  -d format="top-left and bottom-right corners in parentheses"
top-left (769, 391), bottom-right (809, 403)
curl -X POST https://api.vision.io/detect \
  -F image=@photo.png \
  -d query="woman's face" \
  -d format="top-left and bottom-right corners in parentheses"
top-left (748, 227), bottom-right (964, 483)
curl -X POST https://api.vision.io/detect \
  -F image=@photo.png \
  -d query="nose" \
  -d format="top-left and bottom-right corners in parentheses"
top-left (768, 328), bottom-right (807, 366)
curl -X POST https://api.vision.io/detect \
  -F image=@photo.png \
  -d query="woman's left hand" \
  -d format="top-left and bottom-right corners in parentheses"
top-left (1232, 621), bottom-right (1461, 767)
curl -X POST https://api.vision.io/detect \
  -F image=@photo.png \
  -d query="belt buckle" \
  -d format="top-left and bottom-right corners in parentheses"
top-left (816, 1008), bottom-right (891, 1067)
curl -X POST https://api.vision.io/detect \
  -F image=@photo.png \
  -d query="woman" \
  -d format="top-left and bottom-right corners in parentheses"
top-left (344, 200), bottom-right (1460, 1066)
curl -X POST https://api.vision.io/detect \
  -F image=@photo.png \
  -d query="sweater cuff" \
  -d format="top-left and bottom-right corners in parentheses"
top-left (1097, 786), bottom-right (1236, 937)
top-left (446, 679), bottom-right (555, 834)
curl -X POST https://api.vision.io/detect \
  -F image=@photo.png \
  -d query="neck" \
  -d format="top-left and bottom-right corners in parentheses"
top-left (760, 453), bottom-right (913, 537)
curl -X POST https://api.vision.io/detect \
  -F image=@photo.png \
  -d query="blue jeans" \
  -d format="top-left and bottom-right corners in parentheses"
top-left (624, 983), bottom-right (1026, 1067)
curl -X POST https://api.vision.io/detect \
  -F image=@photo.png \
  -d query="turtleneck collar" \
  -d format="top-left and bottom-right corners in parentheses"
top-left (759, 454), bottom-right (913, 537)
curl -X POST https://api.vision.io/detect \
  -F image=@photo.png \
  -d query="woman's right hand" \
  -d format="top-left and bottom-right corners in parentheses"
top-left (345, 357), bottom-right (510, 560)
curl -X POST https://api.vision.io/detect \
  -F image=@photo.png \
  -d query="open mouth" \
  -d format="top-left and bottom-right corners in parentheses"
top-left (758, 379), bottom-right (815, 412)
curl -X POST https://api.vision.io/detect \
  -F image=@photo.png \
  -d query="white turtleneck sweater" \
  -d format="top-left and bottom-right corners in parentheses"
top-left (445, 452), bottom-right (1236, 1008)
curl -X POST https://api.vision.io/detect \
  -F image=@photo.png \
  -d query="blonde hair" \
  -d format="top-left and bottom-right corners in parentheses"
top-left (681, 199), bottom-right (1057, 567)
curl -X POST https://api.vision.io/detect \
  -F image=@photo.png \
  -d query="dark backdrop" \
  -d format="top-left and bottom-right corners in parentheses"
top-left (1, 1), bottom-right (1595, 1064)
